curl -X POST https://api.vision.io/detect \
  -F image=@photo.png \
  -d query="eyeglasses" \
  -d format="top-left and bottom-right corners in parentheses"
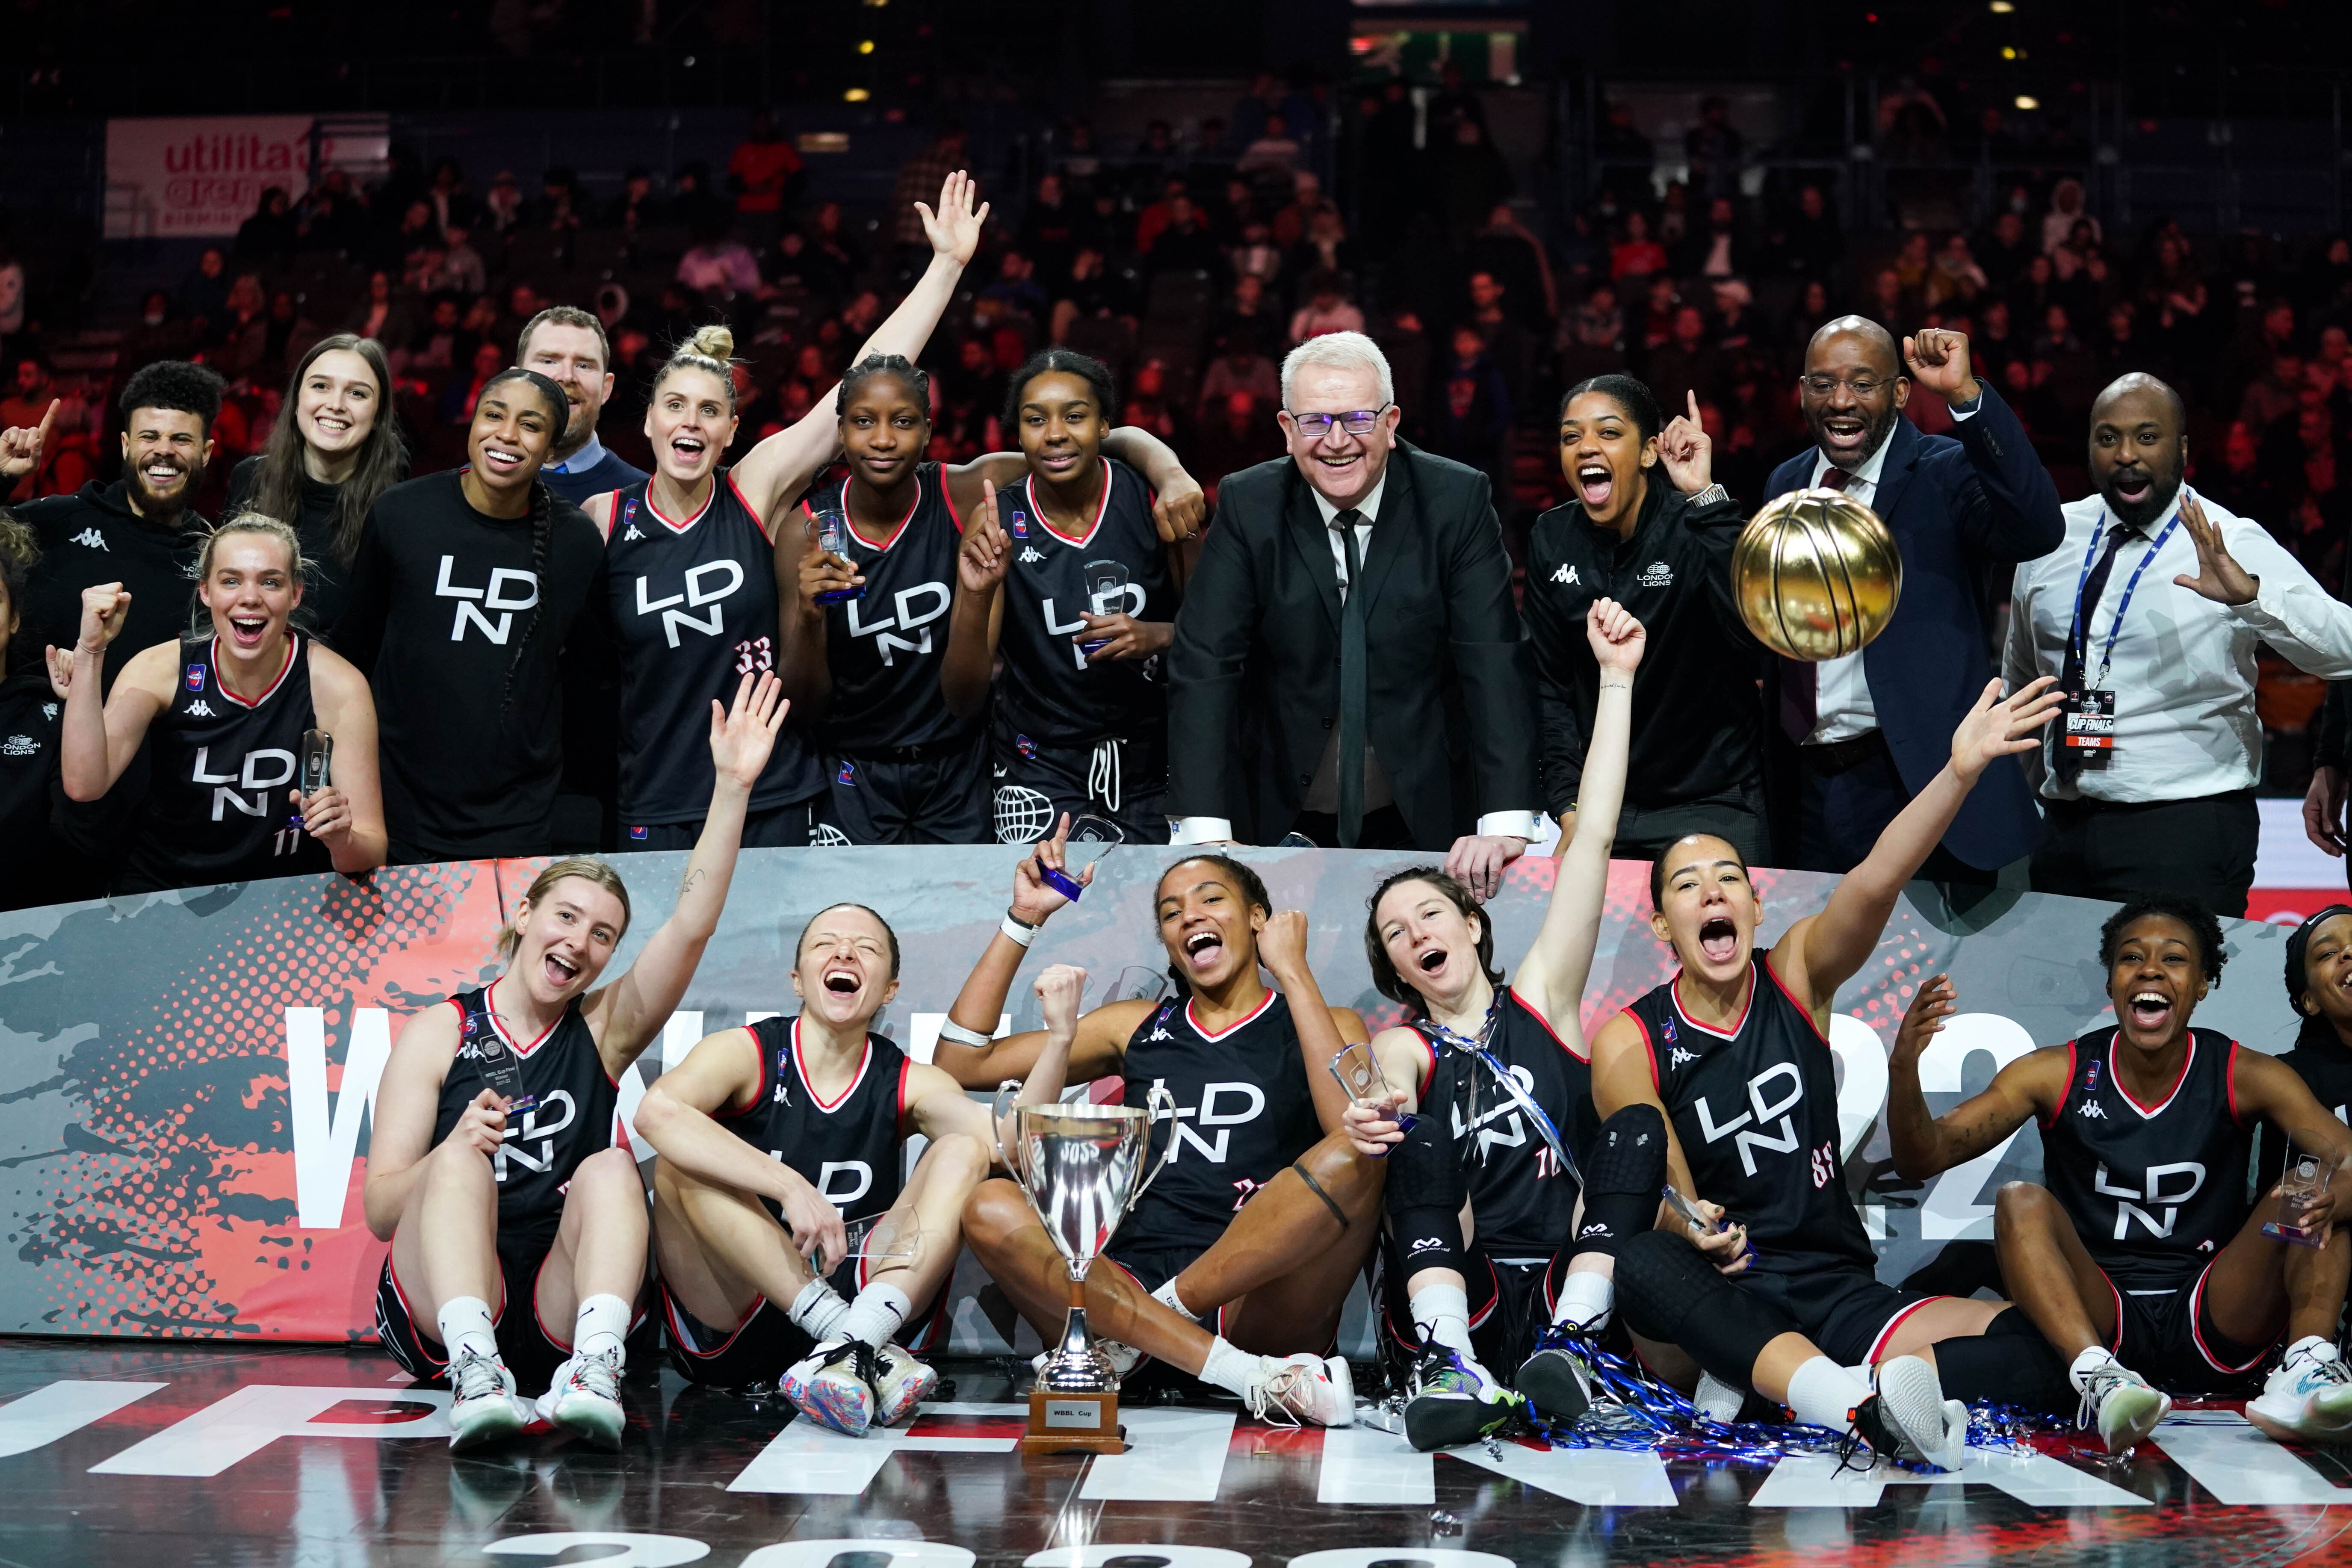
top-left (1286, 404), bottom-right (1392, 438)
top-left (1800, 375), bottom-right (1893, 399)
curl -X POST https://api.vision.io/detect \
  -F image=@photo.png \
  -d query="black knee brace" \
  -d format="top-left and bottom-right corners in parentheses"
top-left (1386, 1099), bottom-right (1467, 1280)
top-left (1927, 1306), bottom-right (2073, 1415)
top-left (1574, 1103), bottom-right (1668, 1258)
top-left (1614, 1230), bottom-right (1797, 1386)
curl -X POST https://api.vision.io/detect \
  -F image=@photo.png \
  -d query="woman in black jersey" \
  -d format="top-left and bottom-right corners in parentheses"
top-left (2279, 905), bottom-right (2352, 1151)
top-left (364, 671), bottom-right (787, 1453)
top-left (1587, 673), bottom-right (2065, 1470)
top-left (56, 515), bottom-right (385, 891)
top-left (933, 835), bottom-right (1367, 1426)
top-left (222, 334), bottom-right (409, 645)
top-left (0, 511), bottom-right (79, 909)
top-left (1888, 894), bottom-right (2352, 1451)
top-left (337, 367), bottom-right (603, 864)
top-left (1338, 599), bottom-right (1654, 1450)
top-left (589, 172), bottom-right (988, 852)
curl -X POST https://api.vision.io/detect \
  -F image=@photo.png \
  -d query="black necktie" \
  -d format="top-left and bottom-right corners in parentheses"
top-left (2054, 524), bottom-right (2137, 783)
top-left (1777, 467), bottom-right (1851, 744)
top-left (1334, 509), bottom-right (1368, 847)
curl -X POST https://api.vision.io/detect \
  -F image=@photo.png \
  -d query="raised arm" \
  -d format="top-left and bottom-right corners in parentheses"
top-left (1906, 330), bottom-right (2064, 561)
top-left (59, 586), bottom-right (167, 800)
top-left (1515, 600), bottom-right (1641, 1035)
top-left (1883, 974), bottom-right (2062, 1180)
top-left (1256, 908), bottom-right (1371, 1134)
top-left (908, 963), bottom-right (1086, 1158)
top-left (585, 672), bottom-right (786, 1073)
top-left (1100, 425), bottom-right (1207, 543)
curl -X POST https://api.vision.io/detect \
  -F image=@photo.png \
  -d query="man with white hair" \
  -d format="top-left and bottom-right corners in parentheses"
top-left (1167, 331), bottom-right (1542, 895)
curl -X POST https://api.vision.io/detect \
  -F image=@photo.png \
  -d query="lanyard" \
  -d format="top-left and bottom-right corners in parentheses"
top-left (1420, 994), bottom-right (1581, 1183)
top-left (2066, 503), bottom-right (2184, 686)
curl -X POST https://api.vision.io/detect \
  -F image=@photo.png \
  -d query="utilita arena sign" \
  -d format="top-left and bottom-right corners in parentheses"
top-left (103, 116), bottom-right (317, 239)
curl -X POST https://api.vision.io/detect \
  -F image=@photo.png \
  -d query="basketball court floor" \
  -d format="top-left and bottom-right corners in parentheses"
top-left (9, 1340), bottom-right (2352, 1567)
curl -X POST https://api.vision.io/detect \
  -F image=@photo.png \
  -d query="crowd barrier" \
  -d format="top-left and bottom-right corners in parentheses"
top-left (0, 847), bottom-right (2299, 1349)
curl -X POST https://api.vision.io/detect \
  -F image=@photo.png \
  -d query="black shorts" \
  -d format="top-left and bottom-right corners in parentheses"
top-left (817, 735), bottom-right (990, 845)
top-left (659, 1273), bottom-right (951, 1388)
top-left (990, 719), bottom-right (1169, 846)
top-left (619, 796), bottom-right (819, 852)
top-left (2103, 1260), bottom-right (2272, 1396)
top-left (1099, 1243), bottom-right (1229, 1336)
top-left (375, 1239), bottom-right (575, 1392)
top-left (1730, 1264), bottom-right (1948, 1368)
top-left (1377, 1240), bottom-right (1575, 1376)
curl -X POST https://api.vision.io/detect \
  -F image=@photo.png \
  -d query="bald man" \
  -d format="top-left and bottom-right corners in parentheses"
top-left (1696, 318), bottom-right (2064, 881)
top-left (2005, 373), bottom-right (2352, 912)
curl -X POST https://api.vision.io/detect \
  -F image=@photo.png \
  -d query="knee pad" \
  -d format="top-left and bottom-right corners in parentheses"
top-left (1614, 1230), bottom-right (1796, 1386)
top-left (1929, 1307), bottom-right (2073, 1415)
top-left (1384, 1109), bottom-right (1468, 1280)
top-left (1574, 1103), bottom-right (1668, 1258)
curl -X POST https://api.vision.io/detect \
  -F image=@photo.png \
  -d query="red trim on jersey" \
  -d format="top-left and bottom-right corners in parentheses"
top-left (716, 1025), bottom-right (771, 1120)
top-left (1864, 1293), bottom-right (1951, 1364)
top-left (1759, 956), bottom-right (1831, 1046)
top-left (2189, 1258), bottom-right (2269, 1373)
top-left (1669, 967), bottom-right (1752, 1042)
top-left (1186, 986), bottom-right (1278, 1042)
top-left (896, 1056), bottom-right (913, 1127)
top-left (210, 632), bottom-right (299, 709)
top-left (644, 475), bottom-right (720, 534)
top-left (2042, 1039), bottom-right (2078, 1130)
top-left (486, 997), bottom-right (564, 1059)
top-left (847, 471), bottom-right (922, 552)
top-left (662, 1281), bottom-right (765, 1359)
top-left (793, 1016), bottom-right (872, 1110)
top-left (2225, 1039), bottom-right (2249, 1127)
top-left (1626, 1009), bottom-right (1661, 1093)
top-left (940, 468), bottom-right (965, 532)
top-left (387, 1252), bottom-right (505, 1364)
top-left (1509, 986), bottom-right (1589, 1063)
top-left (2111, 1034), bottom-right (2195, 1119)
top-left (1026, 459), bottom-right (1111, 549)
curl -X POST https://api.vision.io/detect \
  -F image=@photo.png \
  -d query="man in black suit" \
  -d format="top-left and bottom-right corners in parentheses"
top-left (1745, 319), bottom-right (2064, 878)
top-left (1167, 332), bottom-right (1541, 895)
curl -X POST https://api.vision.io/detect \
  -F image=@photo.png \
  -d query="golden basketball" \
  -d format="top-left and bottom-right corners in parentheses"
top-left (1730, 487), bottom-right (1904, 661)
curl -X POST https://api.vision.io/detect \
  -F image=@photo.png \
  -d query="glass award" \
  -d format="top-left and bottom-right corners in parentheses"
top-left (1079, 559), bottom-right (1130, 655)
top-left (813, 509), bottom-right (862, 603)
top-left (1329, 1042), bottom-right (1417, 1144)
top-left (288, 728), bottom-right (331, 829)
top-left (821, 1211), bottom-right (919, 1279)
top-left (2264, 1145), bottom-right (2329, 1247)
top-left (472, 1024), bottom-right (537, 1116)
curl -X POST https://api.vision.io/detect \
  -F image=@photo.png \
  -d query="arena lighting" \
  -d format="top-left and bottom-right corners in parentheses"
top-left (2001, 45), bottom-right (2018, 58)
top-left (2015, 93), bottom-right (2040, 109)
top-left (1990, 0), bottom-right (2015, 11)
top-left (844, 87), bottom-right (871, 101)
top-left (858, 39), bottom-right (875, 53)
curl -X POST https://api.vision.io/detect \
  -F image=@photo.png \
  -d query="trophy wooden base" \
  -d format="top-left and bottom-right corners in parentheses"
top-left (1021, 1387), bottom-right (1127, 1455)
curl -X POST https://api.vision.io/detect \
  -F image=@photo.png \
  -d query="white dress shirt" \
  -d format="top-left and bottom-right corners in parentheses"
top-left (545, 430), bottom-right (611, 476)
top-left (1169, 469), bottom-right (1540, 845)
top-left (2002, 484), bottom-right (2352, 803)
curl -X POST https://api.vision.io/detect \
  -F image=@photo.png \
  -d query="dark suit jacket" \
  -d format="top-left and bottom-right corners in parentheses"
top-left (1167, 442), bottom-right (1540, 849)
top-left (1751, 384), bottom-right (2065, 869)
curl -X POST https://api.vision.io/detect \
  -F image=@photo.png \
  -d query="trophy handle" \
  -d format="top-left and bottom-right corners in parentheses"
top-left (1124, 1082), bottom-right (1180, 1213)
top-left (991, 1080), bottom-right (1025, 1190)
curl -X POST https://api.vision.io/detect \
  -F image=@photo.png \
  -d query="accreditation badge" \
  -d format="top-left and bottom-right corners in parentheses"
top-left (2060, 688), bottom-right (2117, 769)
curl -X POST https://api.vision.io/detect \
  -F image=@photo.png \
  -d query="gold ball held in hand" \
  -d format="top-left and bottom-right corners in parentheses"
top-left (1731, 487), bottom-right (1905, 661)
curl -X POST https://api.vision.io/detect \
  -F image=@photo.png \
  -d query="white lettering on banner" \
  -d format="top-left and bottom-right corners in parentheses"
top-left (88, 1385), bottom-right (449, 1476)
top-left (845, 582), bottom-right (951, 665)
top-left (1026, 1549), bottom-right (1248, 1568)
top-left (637, 561), bottom-right (746, 648)
top-left (286, 1007), bottom-right (392, 1229)
top-left (1914, 1013), bottom-right (2036, 1240)
top-left (0, 1382), bottom-right (166, 1459)
top-left (485, 1536), bottom-right (709, 1568)
top-left (1826, 1013), bottom-right (1889, 1161)
top-left (436, 556), bottom-right (540, 643)
top-left (746, 1543), bottom-right (971, 1568)
top-left (104, 116), bottom-right (319, 238)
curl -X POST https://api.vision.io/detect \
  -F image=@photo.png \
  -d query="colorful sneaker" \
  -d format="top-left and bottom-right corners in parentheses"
top-left (2247, 1341), bottom-right (2352, 1442)
top-left (1841, 1355), bottom-right (1968, 1472)
top-left (1403, 1341), bottom-right (1522, 1451)
top-left (446, 1345), bottom-right (528, 1452)
top-left (1514, 1325), bottom-right (1598, 1425)
top-left (535, 1346), bottom-right (626, 1449)
top-left (782, 1339), bottom-right (879, 1437)
top-left (2077, 1357), bottom-right (2172, 1454)
top-left (1247, 1353), bottom-right (1356, 1428)
top-left (871, 1341), bottom-right (939, 1428)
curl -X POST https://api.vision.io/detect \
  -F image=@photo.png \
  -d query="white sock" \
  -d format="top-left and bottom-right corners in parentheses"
top-left (1199, 1335), bottom-right (1260, 1400)
top-left (1152, 1276), bottom-right (1202, 1323)
top-left (573, 1293), bottom-right (630, 1364)
top-left (1785, 1355), bottom-right (1873, 1432)
top-left (435, 1296), bottom-right (499, 1365)
top-left (2069, 1345), bottom-right (2118, 1394)
top-left (2284, 1334), bottom-right (2334, 1368)
top-left (1550, 1270), bottom-right (1615, 1332)
top-left (1410, 1283), bottom-right (1475, 1358)
top-left (837, 1281), bottom-right (912, 1349)
top-left (787, 1278), bottom-right (851, 1343)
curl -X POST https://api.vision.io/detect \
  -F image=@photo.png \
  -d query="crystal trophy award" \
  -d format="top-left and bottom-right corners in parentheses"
top-left (1079, 559), bottom-right (1130, 655)
top-left (287, 728), bottom-right (332, 828)
top-left (2265, 1145), bottom-right (2331, 1247)
top-left (470, 1023), bottom-right (537, 1117)
top-left (813, 510), bottom-right (862, 604)
top-left (1329, 1043), bottom-right (1418, 1149)
top-left (993, 1081), bottom-right (1176, 1453)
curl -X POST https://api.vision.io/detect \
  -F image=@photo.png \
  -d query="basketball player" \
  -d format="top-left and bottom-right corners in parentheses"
top-left (638, 925), bottom-right (1083, 1437)
top-left (1590, 673), bottom-right (2067, 1469)
top-left (363, 672), bottom-right (786, 1451)
top-left (54, 516), bottom-right (386, 891)
top-left (1886, 894), bottom-right (2352, 1449)
top-left (935, 842), bottom-right (1366, 1424)
top-left (1339, 599), bottom-right (1668, 1450)
top-left (590, 171), bottom-right (987, 851)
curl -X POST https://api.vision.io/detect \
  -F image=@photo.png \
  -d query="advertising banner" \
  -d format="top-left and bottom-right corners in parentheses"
top-left (103, 116), bottom-right (316, 239)
top-left (0, 848), bottom-right (2300, 1347)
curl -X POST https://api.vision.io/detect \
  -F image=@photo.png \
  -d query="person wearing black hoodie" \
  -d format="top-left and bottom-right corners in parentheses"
top-left (0, 511), bottom-right (88, 909)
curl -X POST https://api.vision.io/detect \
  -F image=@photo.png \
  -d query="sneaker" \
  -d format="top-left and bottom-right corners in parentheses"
top-left (1032, 1337), bottom-right (1144, 1381)
top-left (535, 1346), bottom-right (626, 1450)
top-left (1514, 1325), bottom-right (1599, 1425)
top-left (871, 1341), bottom-right (939, 1428)
top-left (2246, 1343), bottom-right (2352, 1442)
top-left (1403, 1342), bottom-right (1521, 1451)
top-left (446, 1345), bottom-right (528, 1452)
top-left (1842, 1355), bottom-right (1968, 1472)
top-left (782, 1339), bottom-right (879, 1437)
top-left (1246, 1353), bottom-right (1356, 1428)
top-left (2077, 1357), bottom-right (2172, 1454)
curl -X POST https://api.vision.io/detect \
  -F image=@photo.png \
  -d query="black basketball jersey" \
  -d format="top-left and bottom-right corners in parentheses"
top-left (712, 1015), bottom-right (909, 1228)
top-left (118, 633), bottom-right (332, 892)
top-left (606, 472), bottom-right (821, 824)
top-left (1631, 955), bottom-right (1873, 1276)
top-left (431, 986), bottom-right (620, 1253)
top-left (801, 464), bottom-right (968, 754)
top-left (993, 457), bottom-right (1171, 745)
top-left (2269, 1036), bottom-right (2352, 1182)
top-left (1409, 989), bottom-right (1595, 1257)
top-left (2042, 1026), bottom-right (2254, 1293)
top-left (1114, 989), bottom-right (1323, 1257)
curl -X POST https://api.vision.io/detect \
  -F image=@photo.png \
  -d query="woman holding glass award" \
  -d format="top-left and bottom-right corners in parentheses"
top-left (586, 170), bottom-right (990, 853)
top-left (1885, 892), bottom-right (2352, 1449)
top-left (52, 514), bottom-right (386, 891)
top-left (360, 671), bottom-right (787, 1454)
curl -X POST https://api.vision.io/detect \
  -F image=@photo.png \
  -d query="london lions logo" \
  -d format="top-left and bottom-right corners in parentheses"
top-left (70, 528), bottom-right (107, 550)
top-left (0, 734), bottom-right (36, 757)
top-left (1638, 561), bottom-right (1674, 588)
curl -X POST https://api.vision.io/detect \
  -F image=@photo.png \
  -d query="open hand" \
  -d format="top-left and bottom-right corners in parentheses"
top-left (916, 169), bottom-right (990, 266)
top-left (2171, 492), bottom-right (2258, 606)
top-left (708, 670), bottom-right (788, 788)
top-left (1444, 833), bottom-right (1527, 903)
top-left (1894, 974), bottom-right (1954, 1066)
top-left (1950, 674), bottom-right (2063, 785)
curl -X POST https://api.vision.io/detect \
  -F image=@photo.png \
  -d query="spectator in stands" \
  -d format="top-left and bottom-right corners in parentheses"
top-left (1644, 305), bottom-right (1721, 419)
top-left (728, 110), bottom-right (805, 244)
top-left (1220, 271), bottom-right (1281, 356)
top-left (1564, 284), bottom-right (1626, 362)
top-left (521, 167), bottom-right (585, 235)
top-left (1684, 96), bottom-right (1744, 199)
top-left (1768, 183), bottom-right (1843, 281)
top-left (678, 225), bottom-right (763, 302)
top-left (1977, 207), bottom-right (2034, 295)
top-left (1290, 270), bottom-right (1365, 343)
top-left (1927, 234), bottom-right (1987, 309)
top-left (1144, 194), bottom-right (1223, 279)
top-left (1593, 101), bottom-right (1655, 214)
top-left (1019, 173), bottom-right (1079, 288)
top-left (0, 511), bottom-right (81, 907)
top-left (607, 167), bottom-right (659, 231)
top-left (2007, 375), bottom-right (2352, 912)
top-left (297, 168), bottom-right (369, 257)
top-left (2201, 419), bottom-right (2281, 536)
top-left (496, 283), bottom-right (544, 354)
top-left (441, 225), bottom-right (488, 296)
top-left (517, 305), bottom-right (648, 505)
top-left (1438, 119), bottom-right (1513, 240)
top-left (1677, 195), bottom-right (1751, 283)
top-left (1288, 203), bottom-right (1357, 293)
top-left (426, 157), bottom-right (477, 236)
top-left (120, 290), bottom-right (193, 376)
top-left (980, 250), bottom-right (1049, 324)
top-left (1239, 113), bottom-right (1303, 179)
top-left (1471, 204), bottom-right (1557, 325)
top-left (179, 246), bottom-right (231, 336)
top-left (1193, 390), bottom-right (1283, 496)
top-left (2243, 347), bottom-right (2308, 435)
top-left (347, 271), bottom-right (399, 342)
top-left (1610, 212), bottom-right (1669, 283)
top-left (443, 341), bottom-right (508, 425)
top-left (665, 162), bottom-right (728, 235)
top-left (0, 358), bottom-right (57, 490)
top-left (236, 187), bottom-right (298, 270)
top-left (1466, 270), bottom-right (1534, 406)
top-left (808, 200), bottom-right (867, 296)
top-left (1430, 325), bottom-right (1513, 503)
top-left (481, 169), bottom-right (523, 235)
top-left (1197, 333), bottom-right (1279, 422)
top-left (2042, 178), bottom-right (2099, 256)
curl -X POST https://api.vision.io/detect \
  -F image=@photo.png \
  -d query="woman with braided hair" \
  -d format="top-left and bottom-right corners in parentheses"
top-left (336, 366), bottom-right (606, 863)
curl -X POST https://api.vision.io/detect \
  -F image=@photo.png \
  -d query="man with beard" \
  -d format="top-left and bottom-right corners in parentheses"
top-left (517, 306), bottom-right (647, 506)
top-left (2005, 373), bottom-right (2352, 911)
top-left (1724, 319), bottom-right (2062, 880)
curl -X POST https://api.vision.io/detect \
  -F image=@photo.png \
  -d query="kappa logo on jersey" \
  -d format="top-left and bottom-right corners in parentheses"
top-left (843, 581), bottom-right (951, 664)
top-left (70, 528), bottom-right (107, 550)
top-left (2077, 1098), bottom-right (2108, 1120)
top-left (192, 744), bottom-right (296, 820)
top-left (435, 556), bottom-right (541, 643)
top-left (1638, 562), bottom-right (1674, 588)
top-left (0, 734), bottom-right (35, 757)
top-left (185, 664), bottom-right (207, 691)
top-left (184, 700), bottom-right (216, 718)
top-left (623, 523), bottom-right (646, 540)
top-left (1550, 563), bottom-right (1578, 585)
top-left (635, 559), bottom-right (746, 648)
top-left (1018, 547), bottom-right (1046, 564)
top-left (2093, 1160), bottom-right (2207, 1240)
top-left (1671, 1045), bottom-right (1699, 1068)
top-left (492, 1090), bottom-right (578, 1181)
top-left (40, 702), bottom-right (57, 721)
top-left (1693, 1061), bottom-right (1805, 1177)
top-left (1147, 1077), bottom-right (1267, 1163)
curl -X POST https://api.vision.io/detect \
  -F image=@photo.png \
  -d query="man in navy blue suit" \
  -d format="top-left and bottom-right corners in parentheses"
top-left (1747, 318), bottom-right (2065, 879)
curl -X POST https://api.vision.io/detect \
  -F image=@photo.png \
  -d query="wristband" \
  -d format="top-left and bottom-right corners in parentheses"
top-left (937, 1018), bottom-right (994, 1048)
top-left (1000, 914), bottom-right (1035, 948)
